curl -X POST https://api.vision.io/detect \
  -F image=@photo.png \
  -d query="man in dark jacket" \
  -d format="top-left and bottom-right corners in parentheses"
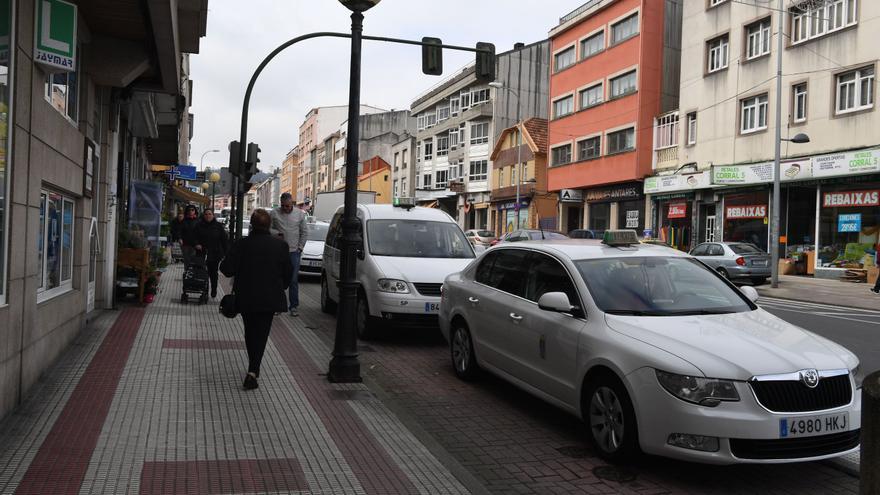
top-left (195, 208), bottom-right (229, 298)
top-left (180, 205), bottom-right (200, 264)
top-left (220, 209), bottom-right (293, 390)
top-left (169, 210), bottom-right (185, 243)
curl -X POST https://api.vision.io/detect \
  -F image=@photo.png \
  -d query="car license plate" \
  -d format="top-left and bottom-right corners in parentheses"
top-left (302, 259), bottom-right (321, 267)
top-left (779, 412), bottom-right (849, 438)
top-left (425, 302), bottom-right (440, 313)
top-left (752, 260), bottom-right (768, 266)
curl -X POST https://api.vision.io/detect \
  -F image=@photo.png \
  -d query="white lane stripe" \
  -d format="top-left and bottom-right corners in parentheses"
top-left (758, 297), bottom-right (880, 314)
top-left (760, 306), bottom-right (880, 326)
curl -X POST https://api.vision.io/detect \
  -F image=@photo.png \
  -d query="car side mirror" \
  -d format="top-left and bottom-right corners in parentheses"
top-left (740, 285), bottom-right (759, 303)
top-left (538, 292), bottom-right (575, 314)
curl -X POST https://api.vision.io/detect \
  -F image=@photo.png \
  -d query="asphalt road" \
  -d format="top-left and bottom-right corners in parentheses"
top-left (758, 296), bottom-right (880, 376)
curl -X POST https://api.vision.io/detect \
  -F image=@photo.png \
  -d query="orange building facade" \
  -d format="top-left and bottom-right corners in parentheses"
top-left (547, 0), bottom-right (677, 235)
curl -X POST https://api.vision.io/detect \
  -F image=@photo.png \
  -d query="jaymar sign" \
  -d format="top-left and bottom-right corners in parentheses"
top-left (822, 190), bottom-right (880, 208)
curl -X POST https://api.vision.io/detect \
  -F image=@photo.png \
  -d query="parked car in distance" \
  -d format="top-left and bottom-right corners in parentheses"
top-left (689, 242), bottom-right (771, 285)
top-left (439, 232), bottom-right (861, 465)
top-left (299, 221), bottom-right (329, 276)
top-left (491, 229), bottom-right (569, 246)
top-left (464, 229), bottom-right (496, 247)
top-left (568, 229), bottom-right (597, 239)
top-left (321, 201), bottom-right (475, 338)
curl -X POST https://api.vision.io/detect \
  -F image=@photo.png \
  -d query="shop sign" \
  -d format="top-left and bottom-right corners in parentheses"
top-left (584, 183), bottom-right (641, 203)
top-left (822, 190), bottom-right (880, 208)
top-left (448, 180), bottom-right (465, 193)
top-left (35, 0), bottom-right (77, 72)
top-left (625, 210), bottom-right (639, 228)
top-left (712, 159), bottom-right (812, 185)
top-left (496, 198), bottom-right (531, 210)
top-left (838, 214), bottom-right (862, 233)
top-left (726, 205), bottom-right (767, 219)
top-left (667, 202), bottom-right (688, 219)
top-left (812, 149), bottom-right (880, 178)
top-left (559, 188), bottom-right (583, 203)
top-left (644, 171), bottom-right (711, 194)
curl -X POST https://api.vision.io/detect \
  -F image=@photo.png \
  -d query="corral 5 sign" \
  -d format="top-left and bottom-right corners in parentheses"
top-left (35, 0), bottom-right (77, 72)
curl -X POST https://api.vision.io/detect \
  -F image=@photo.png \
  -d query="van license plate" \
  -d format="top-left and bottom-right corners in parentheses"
top-left (425, 303), bottom-right (440, 313)
top-left (779, 412), bottom-right (848, 438)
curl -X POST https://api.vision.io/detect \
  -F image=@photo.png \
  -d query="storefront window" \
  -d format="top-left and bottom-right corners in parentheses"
top-left (723, 191), bottom-right (769, 252)
top-left (0, 0), bottom-right (11, 303)
top-left (659, 200), bottom-right (691, 251)
top-left (38, 190), bottom-right (75, 300)
top-left (589, 203), bottom-right (610, 232)
top-left (817, 185), bottom-right (880, 270)
top-left (617, 199), bottom-right (645, 234)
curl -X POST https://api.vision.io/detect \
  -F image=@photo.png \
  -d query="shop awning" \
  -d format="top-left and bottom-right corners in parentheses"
top-left (169, 184), bottom-right (210, 205)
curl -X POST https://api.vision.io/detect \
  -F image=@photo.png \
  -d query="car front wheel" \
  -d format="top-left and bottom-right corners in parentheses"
top-left (450, 322), bottom-right (479, 380)
top-left (584, 374), bottom-right (640, 463)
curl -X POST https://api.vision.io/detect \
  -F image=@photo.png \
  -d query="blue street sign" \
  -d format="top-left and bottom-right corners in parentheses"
top-left (176, 165), bottom-right (196, 180)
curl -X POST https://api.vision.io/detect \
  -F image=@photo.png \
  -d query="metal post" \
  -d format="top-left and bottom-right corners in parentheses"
top-left (328, 10), bottom-right (365, 383)
top-left (770, 0), bottom-right (784, 288)
top-left (515, 94), bottom-right (521, 229)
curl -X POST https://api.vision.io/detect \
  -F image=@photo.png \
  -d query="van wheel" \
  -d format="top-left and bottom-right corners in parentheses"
top-left (356, 294), bottom-right (377, 340)
top-left (320, 274), bottom-right (337, 314)
top-left (583, 373), bottom-right (640, 463)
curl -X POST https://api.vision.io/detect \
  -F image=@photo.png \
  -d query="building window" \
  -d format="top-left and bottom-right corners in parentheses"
top-left (607, 128), bottom-right (635, 154)
top-left (424, 139), bottom-right (433, 160)
top-left (449, 160), bottom-right (460, 180)
top-left (471, 88), bottom-right (490, 105)
top-left (793, 83), bottom-right (808, 122)
top-left (417, 114), bottom-right (426, 130)
top-left (435, 169), bottom-right (448, 189)
top-left (402, 149), bottom-right (408, 169)
top-left (470, 122), bottom-right (489, 145)
top-left (580, 31), bottom-right (604, 59)
top-left (469, 160), bottom-right (488, 181)
top-left (393, 182), bottom-right (398, 197)
top-left (579, 83), bottom-right (603, 109)
top-left (450, 97), bottom-right (460, 115)
top-left (836, 65), bottom-right (874, 114)
top-left (401, 181), bottom-right (407, 196)
top-left (551, 144), bottom-right (572, 166)
top-left (746, 18), bottom-right (771, 60)
top-left (611, 13), bottom-right (639, 44)
top-left (707, 34), bottom-right (729, 73)
top-left (610, 71), bottom-right (637, 99)
top-left (436, 134), bottom-right (449, 156)
top-left (38, 190), bottom-right (75, 299)
top-left (709, 0), bottom-right (728, 6)
top-left (45, 69), bottom-right (80, 122)
top-left (687, 112), bottom-right (698, 145)
top-left (423, 174), bottom-right (432, 188)
top-left (554, 46), bottom-right (576, 71)
top-left (425, 112), bottom-right (437, 127)
top-left (460, 90), bottom-right (471, 109)
top-left (654, 112), bottom-right (679, 149)
top-left (577, 136), bottom-right (601, 161)
top-left (437, 105), bottom-right (450, 121)
top-left (553, 95), bottom-right (574, 118)
top-left (740, 94), bottom-right (769, 133)
top-left (449, 127), bottom-right (460, 149)
top-left (792, 0), bottom-right (857, 44)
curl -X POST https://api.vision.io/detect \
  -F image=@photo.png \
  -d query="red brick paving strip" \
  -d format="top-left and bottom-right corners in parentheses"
top-left (139, 458), bottom-right (308, 495)
top-left (162, 338), bottom-right (246, 349)
top-left (15, 307), bottom-right (146, 495)
top-left (271, 320), bottom-right (422, 494)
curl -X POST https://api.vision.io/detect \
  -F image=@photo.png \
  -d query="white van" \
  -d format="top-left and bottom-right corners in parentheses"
top-left (321, 202), bottom-right (475, 338)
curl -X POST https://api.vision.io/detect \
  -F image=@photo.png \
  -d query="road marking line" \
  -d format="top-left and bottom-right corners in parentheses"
top-left (758, 297), bottom-right (880, 314)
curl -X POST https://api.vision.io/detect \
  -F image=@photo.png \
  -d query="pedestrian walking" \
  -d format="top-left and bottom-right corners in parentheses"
top-left (270, 192), bottom-right (308, 316)
top-left (195, 208), bottom-right (229, 298)
top-left (180, 205), bottom-right (201, 264)
top-left (220, 209), bottom-right (293, 390)
top-left (169, 210), bottom-right (185, 243)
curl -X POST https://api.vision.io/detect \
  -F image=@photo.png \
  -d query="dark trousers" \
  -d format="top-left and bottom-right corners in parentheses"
top-left (242, 312), bottom-right (275, 376)
top-left (206, 259), bottom-right (220, 295)
top-left (874, 275), bottom-right (880, 291)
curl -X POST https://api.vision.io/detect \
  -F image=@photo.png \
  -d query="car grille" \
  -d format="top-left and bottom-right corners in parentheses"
top-left (730, 430), bottom-right (859, 460)
top-left (413, 283), bottom-right (442, 296)
top-left (749, 374), bottom-right (851, 413)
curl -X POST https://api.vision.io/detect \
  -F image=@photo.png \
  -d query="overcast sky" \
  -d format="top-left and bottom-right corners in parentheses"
top-left (189, 0), bottom-right (582, 173)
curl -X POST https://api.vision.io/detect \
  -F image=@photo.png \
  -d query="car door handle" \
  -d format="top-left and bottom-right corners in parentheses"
top-left (509, 313), bottom-right (523, 321)
top-left (468, 297), bottom-right (479, 304)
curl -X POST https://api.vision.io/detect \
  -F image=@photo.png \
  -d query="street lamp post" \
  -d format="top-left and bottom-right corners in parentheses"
top-left (200, 149), bottom-right (220, 171)
top-left (489, 82), bottom-right (522, 230)
top-left (328, 0), bottom-right (382, 383)
top-left (209, 171), bottom-right (221, 210)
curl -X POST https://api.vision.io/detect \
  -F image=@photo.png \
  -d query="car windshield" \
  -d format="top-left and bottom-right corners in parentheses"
top-left (729, 243), bottom-right (763, 255)
top-left (367, 220), bottom-right (475, 258)
top-left (575, 256), bottom-right (753, 316)
top-left (476, 230), bottom-right (494, 237)
top-left (307, 223), bottom-right (329, 241)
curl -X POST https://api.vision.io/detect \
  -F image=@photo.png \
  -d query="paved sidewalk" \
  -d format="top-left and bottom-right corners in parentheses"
top-left (756, 274), bottom-right (879, 310)
top-left (0, 264), bottom-right (470, 495)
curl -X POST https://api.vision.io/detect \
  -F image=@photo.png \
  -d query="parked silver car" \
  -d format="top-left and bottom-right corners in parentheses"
top-left (689, 242), bottom-right (771, 285)
top-left (464, 229), bottom-right (496, 247)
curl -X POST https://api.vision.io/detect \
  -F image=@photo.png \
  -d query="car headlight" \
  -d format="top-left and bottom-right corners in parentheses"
top-left (377, 278), bottom-right (410, 293)
top-left (655, 370), bottom-right (740, 406)
top-left (852, 364), bottom-right (865, 389)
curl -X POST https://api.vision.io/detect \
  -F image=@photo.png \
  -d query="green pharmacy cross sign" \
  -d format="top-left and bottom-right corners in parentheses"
top-left (35, 0), bottom-right (77, 72)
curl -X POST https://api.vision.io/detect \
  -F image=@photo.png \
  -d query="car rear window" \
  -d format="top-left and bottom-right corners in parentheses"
top-left (729, 243), bottom-right (763, 254)
top-left (476, 230), bottom-right (494, 237)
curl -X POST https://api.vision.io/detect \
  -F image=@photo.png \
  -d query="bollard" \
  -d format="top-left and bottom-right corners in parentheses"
top-left (862, 370), bottom-right (880, 495)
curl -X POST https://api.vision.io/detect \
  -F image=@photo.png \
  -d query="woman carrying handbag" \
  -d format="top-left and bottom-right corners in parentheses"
top-left (220, 209), bottom-right (293, 390)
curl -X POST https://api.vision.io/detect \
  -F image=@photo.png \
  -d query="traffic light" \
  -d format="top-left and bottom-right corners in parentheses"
top-left (475, 42), bottom-right (495, 83)
top-left (421, 37), bottom-right (443, 76)
top-left (243, 142), bottom-right (260, 181)
top-left (228, 140), bottom-right (241, 176)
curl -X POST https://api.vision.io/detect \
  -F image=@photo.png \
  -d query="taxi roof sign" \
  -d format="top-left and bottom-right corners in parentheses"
top-left (602, 230), bottom-right (640, 246)
top-left (393, 197), bottom-right (416, 209)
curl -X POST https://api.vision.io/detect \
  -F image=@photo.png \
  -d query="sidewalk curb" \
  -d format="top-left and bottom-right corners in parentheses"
top-left (308, 326), bottom-right (491, 495)
top-left (755, 291), bottom-right (878, 312)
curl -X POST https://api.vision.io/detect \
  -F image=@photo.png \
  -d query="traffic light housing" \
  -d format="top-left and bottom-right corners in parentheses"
top-left (475, 42), bottom-right (495, 83)
top-left (421, 37), bottom-right (443, 75)
top-left (243, 142), bottom-right (260, 181)
top-left (228, 140), bottom-right (241, 176)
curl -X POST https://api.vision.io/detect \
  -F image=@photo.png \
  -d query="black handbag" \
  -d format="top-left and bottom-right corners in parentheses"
top-left (219, 293), bottom-right (238, 318)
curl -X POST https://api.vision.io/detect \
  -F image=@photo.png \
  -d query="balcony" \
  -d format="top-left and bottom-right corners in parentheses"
top-left (653, 111), bottom-right (679, 171)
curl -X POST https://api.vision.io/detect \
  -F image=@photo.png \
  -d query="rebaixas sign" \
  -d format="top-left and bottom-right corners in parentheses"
top-left (35, 0), bottom-right (77, 72)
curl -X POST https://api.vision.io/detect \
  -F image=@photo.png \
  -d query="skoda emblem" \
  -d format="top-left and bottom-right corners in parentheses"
top-left (800, 369), bottom-right (820, 388)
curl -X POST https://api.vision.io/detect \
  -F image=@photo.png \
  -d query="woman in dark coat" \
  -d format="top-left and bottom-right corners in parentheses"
top-left (195, 208), bottom-right (229, 298)
top-left (220, 209), bottom-right (293, 390)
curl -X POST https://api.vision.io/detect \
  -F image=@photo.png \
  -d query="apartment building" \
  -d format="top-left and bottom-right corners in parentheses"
top-left (391, 133), bottom-right (417, 200)
top-left (547, 0), bottom-right (682, 235)
top-left (330, 110), bottom-right (414, 191)
top-left (280, 147), bottom-right (299, 198)
top-left (646, 0), bottom-right (879, 279)
top-left (410, 40), bottom-right (551, 229)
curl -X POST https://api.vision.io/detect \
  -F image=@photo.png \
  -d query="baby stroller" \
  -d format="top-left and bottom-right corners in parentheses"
top-left (181, 254), bottom-right (209, 304)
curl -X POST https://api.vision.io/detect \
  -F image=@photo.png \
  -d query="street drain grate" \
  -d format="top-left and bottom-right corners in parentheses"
top-left (593, 465), bottom-right (637, 483)
top-left (556, 446), bottom-right (591, 458)
top-left (329, 390), bottom-right (375, 401)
